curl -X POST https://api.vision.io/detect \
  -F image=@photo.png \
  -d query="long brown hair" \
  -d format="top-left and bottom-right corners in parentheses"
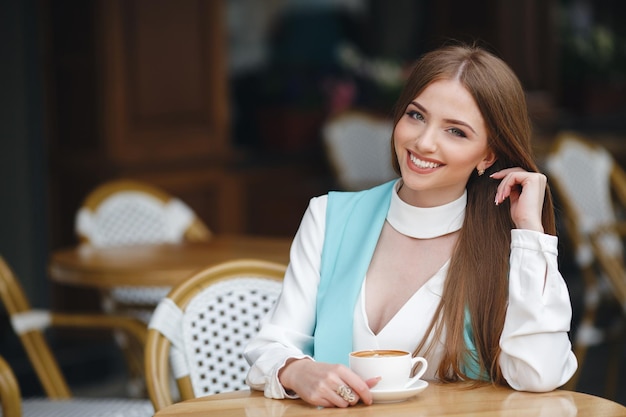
top-left (390, 43), bottom-right (556, 385)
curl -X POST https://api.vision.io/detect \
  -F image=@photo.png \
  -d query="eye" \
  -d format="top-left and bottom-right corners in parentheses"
top-left (447, 127), bottom-right (467, 138)
top-left (406, 110), bottom-right (425, 122)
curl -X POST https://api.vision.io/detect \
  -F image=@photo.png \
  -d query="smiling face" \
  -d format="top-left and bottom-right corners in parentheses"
top-left (393, 78), bottom-right (496, 207)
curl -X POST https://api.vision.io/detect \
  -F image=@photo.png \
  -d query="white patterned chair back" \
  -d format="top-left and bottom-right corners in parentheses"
top-left (323, 111), bottom-right (398, 190)
top-left (145, 259), bottom-right (286, 412)
top-left (543, 132), bottom-right (626, 393)
top-left (544, 133), bottom-right (623, 267)
top-left (185, 278), bottom-right (280, 394)
top-left (76, 191), bottom-right (195, 247)
top-left (75, 180), bottom-right (211, 308)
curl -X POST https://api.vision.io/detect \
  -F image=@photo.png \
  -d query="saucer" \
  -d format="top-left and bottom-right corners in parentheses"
top-left (370, 379), bottom-right (429, 404)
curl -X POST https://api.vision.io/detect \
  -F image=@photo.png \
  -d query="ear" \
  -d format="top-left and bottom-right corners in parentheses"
top-left (478, 150), bottom-right (497, 172)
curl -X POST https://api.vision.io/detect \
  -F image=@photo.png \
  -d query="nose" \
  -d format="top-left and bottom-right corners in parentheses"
top-left (415, 125), bottom-right (437, 153)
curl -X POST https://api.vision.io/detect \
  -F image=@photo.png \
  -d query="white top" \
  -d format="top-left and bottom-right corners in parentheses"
top-left (244, 184), bottom-right (578, 398)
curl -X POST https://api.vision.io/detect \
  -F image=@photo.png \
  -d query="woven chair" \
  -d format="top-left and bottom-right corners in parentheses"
top-left (322, 110), bottom-right (398, 191)
top-left (0, 354), bottom-right (20, 417)
top-left (75, 179), bottom-right (212, 395)
top-left (544, 131), bottom-right (626, 397)
top-left (76, 179), bottom-right (212, 312)
top-left (0, 256), bottom-right (154, 417)
top-left (145, 259), bottom-right (286, 412)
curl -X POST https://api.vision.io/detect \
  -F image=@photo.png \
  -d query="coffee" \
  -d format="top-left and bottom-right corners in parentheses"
top-left (351, 350), bottom-right (406, 358)
top-left (349, 349), bottom-right (428, 390)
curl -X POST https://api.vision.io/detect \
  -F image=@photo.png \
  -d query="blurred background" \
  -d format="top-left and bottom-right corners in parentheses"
top-left (1, 0), bottom-right (626, 404)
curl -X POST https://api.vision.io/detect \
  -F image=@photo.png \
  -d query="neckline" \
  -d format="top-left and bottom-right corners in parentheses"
top-left (386, 181), bottom-right (466, 239)
top-left (361, 258), bottom-right (448, 336)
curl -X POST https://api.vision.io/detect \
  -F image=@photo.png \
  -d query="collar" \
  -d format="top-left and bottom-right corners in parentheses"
top-left (386, 181), bottom-right (466, 239)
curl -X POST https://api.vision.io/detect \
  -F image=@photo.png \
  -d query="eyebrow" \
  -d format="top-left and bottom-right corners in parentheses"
top-left (410, 101), bottom-right (477, 135)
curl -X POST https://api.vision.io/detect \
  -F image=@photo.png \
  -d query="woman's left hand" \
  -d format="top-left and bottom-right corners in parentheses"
top-left (489, 168), bottom-right (546, 232)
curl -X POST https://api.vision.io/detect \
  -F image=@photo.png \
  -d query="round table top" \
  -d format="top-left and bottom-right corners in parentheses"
top-left (153, 383), bottom-right (626, 417)
top-left (48, 235), bottom-right (292, 289)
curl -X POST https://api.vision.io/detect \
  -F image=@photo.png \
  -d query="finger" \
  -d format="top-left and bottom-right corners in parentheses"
top-left (494, 172), bottom-right (528, 204)
top-left (341, 376), bottom-right (374, 405)
top-left (329, 367), bottom-right (372, 406)
top-left (490, 167), bottom-right (526, 177)
top-left (495, 175), bottom-right (516, 204)
top-left (491, 171), bottom-right (514, 204)
top-left (333, 384), bottom-right (357, 407)
top-left (502, 172), bottom-right (542, 198)
top-left (366, 376), bottom-right (382, 388)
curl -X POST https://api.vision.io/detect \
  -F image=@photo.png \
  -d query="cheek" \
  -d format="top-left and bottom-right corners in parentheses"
top-left (453, 152), bottom-right (487, 172)
top-left (393, 122), bottom-right (413, 145)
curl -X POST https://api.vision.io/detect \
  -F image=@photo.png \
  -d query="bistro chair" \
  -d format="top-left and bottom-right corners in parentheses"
top-left (76, 179), bottom-right (212, 315)
top-left (0, 354), bottom-right (20, 417)
top-left (322, 110), bottom-right (398, 191)
top-left (145, 258), bottom-right (286, 411)
top-left (544, 132), bottom-right (626, 397)
top-left (75, 178), bottom-right (212, 395)
top-left (0, 256), bottom-right (154, 417)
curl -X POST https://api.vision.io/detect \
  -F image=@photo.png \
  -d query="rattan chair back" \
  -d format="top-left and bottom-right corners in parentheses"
top-left (145, 258), bottom-right (286, 411)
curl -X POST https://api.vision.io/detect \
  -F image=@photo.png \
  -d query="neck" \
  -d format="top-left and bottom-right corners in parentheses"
top-left (387, 180), bottom-right (466, 239)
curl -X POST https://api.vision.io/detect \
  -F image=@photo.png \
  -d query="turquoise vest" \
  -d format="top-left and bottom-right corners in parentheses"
top-left (313, 180), bottom-right (485, 380)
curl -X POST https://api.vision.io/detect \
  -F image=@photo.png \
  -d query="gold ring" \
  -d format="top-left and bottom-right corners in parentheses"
top-left (336, 384), bottom-right (356, 402)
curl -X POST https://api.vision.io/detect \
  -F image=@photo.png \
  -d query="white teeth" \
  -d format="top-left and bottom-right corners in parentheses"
top-left (410, 154), bottom-right (440, 169)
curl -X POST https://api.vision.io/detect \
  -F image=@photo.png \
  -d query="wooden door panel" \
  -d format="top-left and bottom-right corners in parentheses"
top-left (98, 0), bottom-right (230, 164)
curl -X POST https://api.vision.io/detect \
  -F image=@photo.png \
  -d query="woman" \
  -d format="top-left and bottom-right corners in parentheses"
top-left (244, 43), bottom-right (577, 408)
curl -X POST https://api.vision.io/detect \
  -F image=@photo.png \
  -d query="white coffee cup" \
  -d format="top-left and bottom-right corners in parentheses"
top-left (349, 349), bottom-right (428, 391)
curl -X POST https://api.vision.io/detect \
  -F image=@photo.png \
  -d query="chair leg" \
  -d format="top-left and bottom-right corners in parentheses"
top-left (114, 329), bottom-right (147, 397)
top-left (603, 318), bottom-right (625, 399)
top-left (101, 293), bottom-right (148, 398)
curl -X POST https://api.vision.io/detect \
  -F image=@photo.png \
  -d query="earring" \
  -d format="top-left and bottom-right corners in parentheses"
top-left (477, 168), bottom-right (485, 176)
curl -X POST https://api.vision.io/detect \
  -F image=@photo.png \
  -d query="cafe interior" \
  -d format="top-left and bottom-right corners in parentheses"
top-left (2, 0), bottom-right (626, 414)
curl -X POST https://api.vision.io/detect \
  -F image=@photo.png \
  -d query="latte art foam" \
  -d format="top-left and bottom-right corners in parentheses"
top-left (352, 349), bottom-right (407, 358)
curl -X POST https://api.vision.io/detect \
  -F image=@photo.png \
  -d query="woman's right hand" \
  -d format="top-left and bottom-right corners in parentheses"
top-left (278, 358), bottom-right (380, 407)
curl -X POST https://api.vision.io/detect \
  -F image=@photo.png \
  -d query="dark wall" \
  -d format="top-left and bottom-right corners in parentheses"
top-left (0, 0), bottom-right (49, 307)
top-left (2, 0), bottom-right (625, 318)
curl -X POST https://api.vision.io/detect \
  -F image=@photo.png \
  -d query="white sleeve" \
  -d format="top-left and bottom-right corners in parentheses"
top-left (499, 229), bottom-right (578, 392)
top-left (244, 195), bottom-right (328, 399)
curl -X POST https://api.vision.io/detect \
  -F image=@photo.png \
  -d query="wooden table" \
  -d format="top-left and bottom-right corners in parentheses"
top-left (48, 235), bottom-right (292, 289)
top-left (154, 384), bottom-right (626, 417)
